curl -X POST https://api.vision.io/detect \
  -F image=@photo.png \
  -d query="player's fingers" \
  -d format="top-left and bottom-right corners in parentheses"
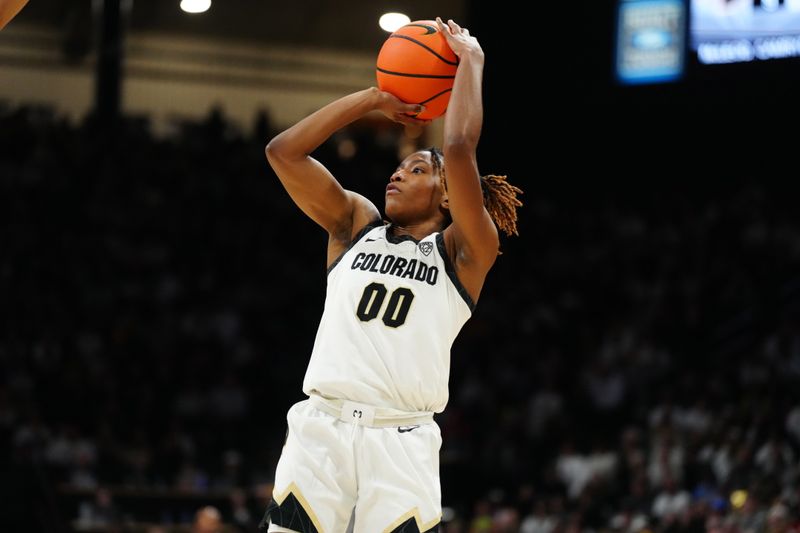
top-left (398, 114), bottom-right (429, 126)
top-left (436, 17), bottom-right (453, 36)
top-left (394, 113), bottom-right (415, 125)
top-left (448, 19), bottom-right (461, 32)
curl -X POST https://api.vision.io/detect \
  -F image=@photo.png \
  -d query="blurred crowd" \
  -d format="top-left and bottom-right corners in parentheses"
top-left (2, 103), bottom-right (800, 533)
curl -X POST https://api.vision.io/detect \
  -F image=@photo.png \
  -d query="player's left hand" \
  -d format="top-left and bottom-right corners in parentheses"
top-left (435, 17), bottom-right (483, 59)
top-left (374, 88), bottom-right (432, 126)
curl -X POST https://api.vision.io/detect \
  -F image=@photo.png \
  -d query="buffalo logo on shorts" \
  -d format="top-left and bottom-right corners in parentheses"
top-left (419, 241), bottom-right (433, 256)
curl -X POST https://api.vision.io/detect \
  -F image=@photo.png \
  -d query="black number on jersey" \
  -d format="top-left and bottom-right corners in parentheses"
top-left (356, 282), bottom-right (387, 321)
top-left (382, 287), bottom-right (414, 327)
top-left (356, 283), bottom-right (414, 328)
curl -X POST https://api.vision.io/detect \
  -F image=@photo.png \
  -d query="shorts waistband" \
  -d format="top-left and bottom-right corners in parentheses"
top-left (308, 395), bottom-right (434, 428)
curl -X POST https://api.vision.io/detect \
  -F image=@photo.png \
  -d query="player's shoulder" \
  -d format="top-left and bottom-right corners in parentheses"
top-left (328, 191), bottom-right (380, 245)
top-left (348, 191), bottom-right (381, 225)
top-left (326, 216), bottom-right (384, 274)
top-left (352, 218), bottom-right (385, 242)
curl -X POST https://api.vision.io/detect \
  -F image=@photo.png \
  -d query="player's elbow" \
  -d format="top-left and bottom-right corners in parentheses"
top-left (265, 136), bottom-right (306, 164)
top-left (265, 138), bottom-right (284, 161)
top-left (265, 140), bottom-right (294, 180)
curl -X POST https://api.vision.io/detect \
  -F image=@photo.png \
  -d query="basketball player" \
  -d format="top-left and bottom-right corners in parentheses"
top-left (260, 17), bottom-right (522, 533)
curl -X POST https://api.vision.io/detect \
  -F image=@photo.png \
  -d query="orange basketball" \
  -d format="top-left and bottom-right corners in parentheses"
top-left (376, 20), bottom-right (458, 121)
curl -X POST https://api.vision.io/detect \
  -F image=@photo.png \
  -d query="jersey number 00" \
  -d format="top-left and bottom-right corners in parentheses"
top-left (356, 282), bottom-right (414, 328)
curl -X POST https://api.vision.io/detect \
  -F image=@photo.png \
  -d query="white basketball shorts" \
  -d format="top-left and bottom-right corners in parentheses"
top-left (260, 397), bottom-right (443, 533)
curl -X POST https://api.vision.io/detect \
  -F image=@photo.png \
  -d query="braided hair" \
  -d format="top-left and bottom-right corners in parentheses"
top-left (426, 146), bottom-right (523, 237)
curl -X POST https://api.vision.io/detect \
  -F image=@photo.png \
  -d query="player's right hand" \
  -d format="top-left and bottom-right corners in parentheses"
top-left (435, 17), bottom-right (483, 59)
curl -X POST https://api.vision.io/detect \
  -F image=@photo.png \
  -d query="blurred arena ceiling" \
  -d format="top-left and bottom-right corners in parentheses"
top-left (14, 0), bottom-right (467, 53)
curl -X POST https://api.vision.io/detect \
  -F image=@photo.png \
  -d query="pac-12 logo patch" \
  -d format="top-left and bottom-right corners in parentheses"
top-left (419, 241), bottom-right (433, 256)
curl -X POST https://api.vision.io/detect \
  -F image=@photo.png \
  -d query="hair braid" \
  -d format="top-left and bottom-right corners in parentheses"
top-left (427, 146), bottom-right (523, 237)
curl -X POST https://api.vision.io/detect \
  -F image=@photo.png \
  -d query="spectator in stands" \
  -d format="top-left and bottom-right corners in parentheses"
top-left (193, 505), bottom-right (223, 533)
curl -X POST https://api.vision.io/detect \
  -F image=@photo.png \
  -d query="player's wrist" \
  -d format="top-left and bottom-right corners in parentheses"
top-left (458, 49), bottom-right (485, 63)
top-left (365, 87), bottom-right (384, 110)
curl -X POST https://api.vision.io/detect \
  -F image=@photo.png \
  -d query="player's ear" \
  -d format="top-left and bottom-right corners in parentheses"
top-left (439, 193), bottom-right (449, 211)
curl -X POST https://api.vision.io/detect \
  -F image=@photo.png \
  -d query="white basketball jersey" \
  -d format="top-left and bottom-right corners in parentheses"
top-left (302, 221), bottom-right (474, 413)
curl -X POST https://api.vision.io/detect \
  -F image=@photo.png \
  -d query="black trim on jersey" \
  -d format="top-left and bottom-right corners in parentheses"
top-left (258, 493), bottom-right (317, 533)
top-left (385, 223), bottom-right (424, 245)
top-left (326, 218), bottom-right (384, 275)
top-left (387, 517), bottom-right (441, 533)
top-left (435, 233), bottom-right (475, 312)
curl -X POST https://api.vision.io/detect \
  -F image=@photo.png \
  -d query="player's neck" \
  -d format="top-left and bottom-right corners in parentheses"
top-left (388, 219), bottom-right (444, 241)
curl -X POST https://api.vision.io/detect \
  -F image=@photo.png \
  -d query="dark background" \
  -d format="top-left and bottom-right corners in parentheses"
top-left (2, 1), bottom-right (800, 532)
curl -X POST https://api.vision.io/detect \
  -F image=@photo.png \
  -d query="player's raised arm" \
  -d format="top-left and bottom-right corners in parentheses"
top-left (265, 87), bottom-right (427, 239)
top-left (435, 17), bottom-right (499, 269)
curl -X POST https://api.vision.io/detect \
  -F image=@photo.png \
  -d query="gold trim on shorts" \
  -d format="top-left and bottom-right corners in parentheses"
top-left (382, 508), bottom-right (441, 533)
top-left (272, 482), bottom-right (325, 533)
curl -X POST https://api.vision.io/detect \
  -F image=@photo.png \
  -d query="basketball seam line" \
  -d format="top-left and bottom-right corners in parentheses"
top-left (385, 34), bottom-right (459, 66)
top-left (376, 67), bottom-right (456, 79)
top-left (419, 88), bottom-right (452, 105)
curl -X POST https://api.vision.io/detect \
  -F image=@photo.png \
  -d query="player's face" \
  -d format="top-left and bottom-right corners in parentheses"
top-left (384, 151), bottom-right (446, 224)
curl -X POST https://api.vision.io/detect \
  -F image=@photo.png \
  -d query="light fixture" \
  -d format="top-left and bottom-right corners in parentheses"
top-left (180, 0), bottom-right (211, 14)
top-left (379, 12), bottom-right (410, 32)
